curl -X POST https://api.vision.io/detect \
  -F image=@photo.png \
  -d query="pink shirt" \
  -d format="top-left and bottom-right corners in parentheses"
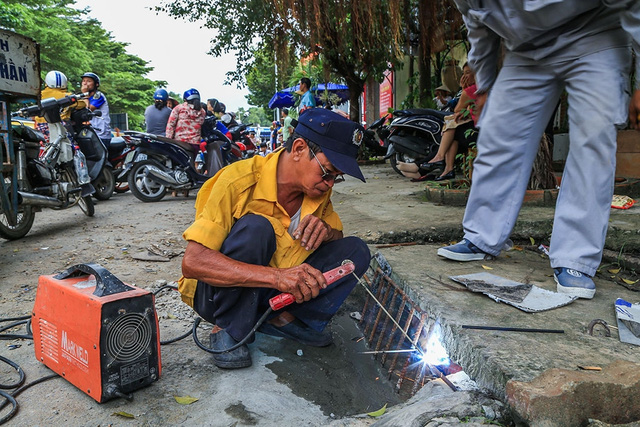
top-left (165, 103), bottom-right (206, 144)
top-left (463, 84), bottom-right (479, 125)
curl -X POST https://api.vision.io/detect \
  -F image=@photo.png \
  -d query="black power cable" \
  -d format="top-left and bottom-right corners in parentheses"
top-left (153, 284), bottom-right (275, 353)
top-left (0, 315), bottom-right (59, 425)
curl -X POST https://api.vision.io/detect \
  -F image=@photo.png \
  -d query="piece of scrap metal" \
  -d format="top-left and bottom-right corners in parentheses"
top-left (450, 272), bottom-right (577, 313)
top-left (615, 298), bottom-right (640, 346)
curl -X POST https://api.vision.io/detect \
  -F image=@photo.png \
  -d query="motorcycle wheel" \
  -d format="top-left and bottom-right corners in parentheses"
top-left (389, 154), bottom-right (404, 176)
top-left (93, 167), bottom-right (115, 201)
top-left (114, 162), bottom-right (129, 193)
top-left (63, 167), bottom-right (95, 217)
top-left (114, 181), bottom-right (129, 193)
top-left (0, 176), bottom-right (35, 240)
top-left (128, 160), bottom-right (167, 202)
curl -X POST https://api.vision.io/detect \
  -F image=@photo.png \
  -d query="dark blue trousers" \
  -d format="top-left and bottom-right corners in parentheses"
top-left (193, 214), bottom-right (370, 342)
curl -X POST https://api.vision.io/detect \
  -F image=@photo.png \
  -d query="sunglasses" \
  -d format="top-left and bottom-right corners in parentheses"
top-left (310, 149), bottom-right (345, 183)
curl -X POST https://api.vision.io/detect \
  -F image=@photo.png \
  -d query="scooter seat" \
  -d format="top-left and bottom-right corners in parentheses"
top-left (108, 138), bottom-right (126, 153)
top-left (155, 135), bottom-right (199, 156)
top-left (394, 108), bottom-right (449, 120)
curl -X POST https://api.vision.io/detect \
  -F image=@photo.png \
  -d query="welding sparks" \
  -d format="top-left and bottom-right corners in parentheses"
top-left (419, 323), bottom-right (450, 367)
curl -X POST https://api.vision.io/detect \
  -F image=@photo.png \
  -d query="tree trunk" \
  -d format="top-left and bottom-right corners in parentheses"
top-left (418, 47), bottom-right (431, 106)
top-left (528, 133), bottom-right (557, 190)
top-left (346, 78), bottom-right (364, 122)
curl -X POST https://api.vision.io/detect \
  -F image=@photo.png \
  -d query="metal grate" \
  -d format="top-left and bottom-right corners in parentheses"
top-left (359, 266), bottom-right (458, 396)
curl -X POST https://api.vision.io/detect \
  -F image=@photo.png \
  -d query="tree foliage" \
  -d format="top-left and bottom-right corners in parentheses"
top-left (158, 0), bottom-right (462, 121)
top-left (158, 0), bottom-right (408, 120)
top-left (0, 0), bottom-right (166, 130)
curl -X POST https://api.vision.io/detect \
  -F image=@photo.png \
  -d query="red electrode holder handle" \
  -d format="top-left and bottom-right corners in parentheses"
top-left (269, 261), bottom-right (356, 311)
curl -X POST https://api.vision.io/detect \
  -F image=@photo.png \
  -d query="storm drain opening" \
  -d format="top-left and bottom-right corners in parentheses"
top-left (235, 252), bottom-right (476, 419)
top-left (356, 253), bottom-right (471, 399)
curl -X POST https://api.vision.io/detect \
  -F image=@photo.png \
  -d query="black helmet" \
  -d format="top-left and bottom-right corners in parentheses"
top-left (81, 72), bottom-right (100, 87)
top-left (207, 98), bottom-right (224, 114)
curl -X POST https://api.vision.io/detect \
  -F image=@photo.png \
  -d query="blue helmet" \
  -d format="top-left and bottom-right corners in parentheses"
top-left (153, 88), bottom-right (169, 101)
top-left (183, 88), bottom-right (200, 102)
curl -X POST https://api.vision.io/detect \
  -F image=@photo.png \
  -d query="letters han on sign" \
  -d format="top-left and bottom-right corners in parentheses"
top-left (0, 29), bottom-right (40, 98)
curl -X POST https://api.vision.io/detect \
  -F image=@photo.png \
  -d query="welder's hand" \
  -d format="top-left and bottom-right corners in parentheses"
top-left (629, 89), bottom-right (640, 131)
top-left (293, 214), bottom-right (332, 251)
top-left (275, 263), bottom-right (327, 303)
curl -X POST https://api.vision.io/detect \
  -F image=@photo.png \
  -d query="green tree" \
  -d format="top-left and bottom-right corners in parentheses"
top-left (237, 106), bottom-right (270, 128)
top-left (0, 0), bottom-right (165, 130)
top-left (158, 0), bottom-right (407, 121)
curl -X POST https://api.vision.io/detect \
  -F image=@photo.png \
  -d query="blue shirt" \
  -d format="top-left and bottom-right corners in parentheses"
top-left (453, 0), bottom-right (640, 91)
top-left (88, 91), bottom-right (112, 139)
top-left (299, 90), bottom-right (316, 111)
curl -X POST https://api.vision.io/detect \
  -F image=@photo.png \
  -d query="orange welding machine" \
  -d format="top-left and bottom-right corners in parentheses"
top-left (32, 263), bottom-right (161, 402)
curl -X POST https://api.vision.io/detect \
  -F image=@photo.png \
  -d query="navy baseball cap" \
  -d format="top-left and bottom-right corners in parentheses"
top-left (295, 109), bottom-right (366, 182)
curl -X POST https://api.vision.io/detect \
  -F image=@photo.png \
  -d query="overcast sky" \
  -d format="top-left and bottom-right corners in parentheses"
top-left (74, 0), bottom-right (251, 112)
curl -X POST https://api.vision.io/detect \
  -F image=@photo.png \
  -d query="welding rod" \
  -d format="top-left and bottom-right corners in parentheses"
top-left (462, 325), bottom-right (564, 333)
top-left (351, 272), bottom-right (426, 357)
top-left (359, 349), bottom-right (418, 355)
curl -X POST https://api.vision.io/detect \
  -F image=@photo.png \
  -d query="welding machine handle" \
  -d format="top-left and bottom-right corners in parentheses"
top-left (54, 263), bottom-right (134, 297)
top-left (269, 262), bottom-right (356, 311)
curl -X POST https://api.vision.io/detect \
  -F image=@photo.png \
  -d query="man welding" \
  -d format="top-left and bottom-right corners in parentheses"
top-left (179, 109), bottom-right (371, 369)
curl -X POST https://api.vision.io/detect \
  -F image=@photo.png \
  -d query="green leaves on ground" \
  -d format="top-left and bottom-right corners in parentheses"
top-left (174, 395), bottom-right (199, 405)
top-left (367, 403), bottom-right (387, 417)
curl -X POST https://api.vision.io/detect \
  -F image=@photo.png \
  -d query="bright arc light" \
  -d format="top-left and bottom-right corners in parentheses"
top-left (420, 323), bottom-right (450, 366)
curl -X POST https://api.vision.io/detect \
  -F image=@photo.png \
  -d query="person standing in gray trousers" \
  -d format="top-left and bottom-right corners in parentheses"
top-left (438, 1), bottom-right (640, 300)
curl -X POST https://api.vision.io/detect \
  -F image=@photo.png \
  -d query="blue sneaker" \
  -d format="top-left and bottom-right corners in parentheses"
top-left (437, 239), bottom-right (493, 261)
top-left (554, 268), bottom-right (595, 299)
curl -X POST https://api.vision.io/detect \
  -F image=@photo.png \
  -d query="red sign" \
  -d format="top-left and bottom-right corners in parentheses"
top-left (379, 70), bottom-right (393, 117)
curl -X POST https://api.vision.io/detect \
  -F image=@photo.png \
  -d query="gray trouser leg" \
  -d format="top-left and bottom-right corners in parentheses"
top-left (462, 61), bottom-right (562, 255)
top-left (549, 47), bottom-right (631, 276)
top-left (463, 47), bottom-right (630, 276)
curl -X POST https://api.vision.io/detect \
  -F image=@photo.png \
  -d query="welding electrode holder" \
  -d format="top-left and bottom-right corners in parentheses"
top-left (192, 260), bottom-right (356, 354)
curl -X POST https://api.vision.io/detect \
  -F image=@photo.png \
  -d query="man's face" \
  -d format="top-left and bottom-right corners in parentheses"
top-left (299, 81), bottom-right (307, 91)
top-left (81, 77), bottom-right (96, 93)
top-left (301, 144), bottom-right (344, 197)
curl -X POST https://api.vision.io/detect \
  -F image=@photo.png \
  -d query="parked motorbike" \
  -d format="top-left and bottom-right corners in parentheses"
top-left (124, 126), bottom-right (231, 203)
top-left (106, 134), bottom-right (135, 193)
top-left (228, 123), bottom-right (256, 158)
top-left (68, 108), bottom-right (115, 200)
top-left (369, 109), bottom-right (447, 176)
top-left (0, 94), bottom-right (95, 240)
top-left (201, 115), bottom-right (243, 165)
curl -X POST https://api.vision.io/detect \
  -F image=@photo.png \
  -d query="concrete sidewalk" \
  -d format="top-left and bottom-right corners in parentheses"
top-left (333, 163), bottom-right (640, 425)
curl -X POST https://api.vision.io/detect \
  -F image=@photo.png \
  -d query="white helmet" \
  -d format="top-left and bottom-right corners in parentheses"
top-left (45, 70), bottom-right (67, 89)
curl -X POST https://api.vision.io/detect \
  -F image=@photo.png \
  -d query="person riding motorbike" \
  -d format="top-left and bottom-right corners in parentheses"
top-left (165, 88), bottom-right (206, 196)
top-left (145, 88), bottom-right (172, 136)
top-left (81, 72), bottom-right (112, 150)
top-left (166, 88), bottom-right (206, 146)
top-left (34, 71), bottom-right (68, 142)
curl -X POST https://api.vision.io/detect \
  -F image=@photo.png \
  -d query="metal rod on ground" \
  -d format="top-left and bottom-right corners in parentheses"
top-left (462, 325), bottom-right (564, 333)
top-left (430, 364), bottom-right (458, 392)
